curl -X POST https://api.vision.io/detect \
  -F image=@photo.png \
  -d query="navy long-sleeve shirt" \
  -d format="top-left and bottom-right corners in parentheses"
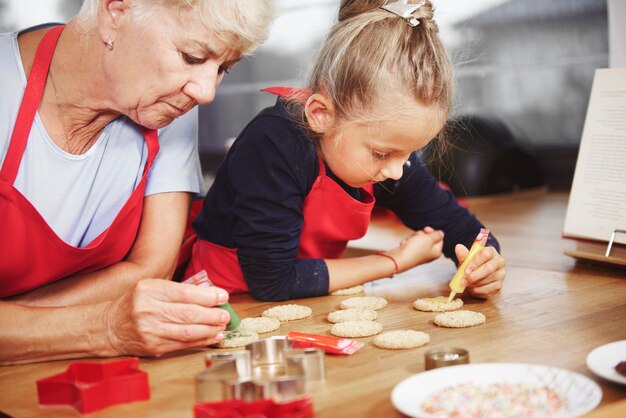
top-left (193, 99), bottom-right (499, 301)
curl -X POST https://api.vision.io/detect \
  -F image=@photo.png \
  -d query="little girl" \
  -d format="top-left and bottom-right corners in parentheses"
top-left (186, 0), bottom-right (506, 301)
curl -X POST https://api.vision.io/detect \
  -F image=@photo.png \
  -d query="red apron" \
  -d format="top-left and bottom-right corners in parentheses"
top-left (0, 26), bottom-right (159, 297)
top-left (184, 87), bottom-right (375, 293)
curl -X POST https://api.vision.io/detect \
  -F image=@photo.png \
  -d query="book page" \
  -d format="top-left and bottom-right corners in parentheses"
top-left (564, 68), bottom-right (626, 244)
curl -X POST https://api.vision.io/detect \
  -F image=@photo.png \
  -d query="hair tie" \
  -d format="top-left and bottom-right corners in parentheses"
top-left (381, 0), bottom-right (427, 27)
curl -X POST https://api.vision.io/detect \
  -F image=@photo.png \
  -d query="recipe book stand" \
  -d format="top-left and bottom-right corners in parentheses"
top-left (565, 229), bottom-right (626, 268)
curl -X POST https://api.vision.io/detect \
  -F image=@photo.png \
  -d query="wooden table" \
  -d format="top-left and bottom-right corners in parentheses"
top-left (1, 191), bottom-right (625, 417)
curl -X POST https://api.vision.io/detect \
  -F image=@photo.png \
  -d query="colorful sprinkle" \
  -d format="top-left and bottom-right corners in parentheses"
top-left (421, 382), bottom-right (567, 418)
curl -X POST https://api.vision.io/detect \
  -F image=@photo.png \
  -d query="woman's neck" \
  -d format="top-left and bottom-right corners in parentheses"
top-left (21, 22), bottom-right (120, 154)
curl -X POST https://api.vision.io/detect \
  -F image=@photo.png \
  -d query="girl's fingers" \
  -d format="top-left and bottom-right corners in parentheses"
top-left (465, 247), bottom-right (493, 274)
top-left (465, 259), bottom-right (499, 284)
top-left (465, 247), bottom-right (503, 276)
top-left (469, 280), bottom-right (502, 299)
top-left (455, 244), bottom-right (469, 263)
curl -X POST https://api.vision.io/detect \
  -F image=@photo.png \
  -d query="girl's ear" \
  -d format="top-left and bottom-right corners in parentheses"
top-left (304, 93), bottom-right (336, 134)
top-left (98, 0), bottom-right (127, 45)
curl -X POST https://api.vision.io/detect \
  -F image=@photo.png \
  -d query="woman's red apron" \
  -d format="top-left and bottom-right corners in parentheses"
top-left (0, 26), bottom-right (159, 297)
top-left (184, 87), bottom-right (375, 293)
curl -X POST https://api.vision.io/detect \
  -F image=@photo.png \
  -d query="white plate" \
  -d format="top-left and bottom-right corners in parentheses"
top-left (391, 363), bottom-right (602, 418)
top-left (586, 340), bottom-right (626, 385)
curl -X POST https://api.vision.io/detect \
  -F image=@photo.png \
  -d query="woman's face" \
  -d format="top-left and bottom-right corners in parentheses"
top-left (106, 6), bottom-right (241, 129)
top-left (320, 97), bottom-right (445, 188)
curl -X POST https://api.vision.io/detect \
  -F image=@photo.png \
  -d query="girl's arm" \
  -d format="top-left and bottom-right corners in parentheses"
top-left (325, 226), bottom-right (444, 291)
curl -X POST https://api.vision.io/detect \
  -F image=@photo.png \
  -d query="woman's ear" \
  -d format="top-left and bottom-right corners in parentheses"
top-left (304, 94), bottom-right (336, 134)
top-left (98, 0), bottom-right (127, 44)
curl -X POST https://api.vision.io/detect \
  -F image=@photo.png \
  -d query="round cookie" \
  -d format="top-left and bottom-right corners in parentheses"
top-left (433, 310), bottom-right (486, 328)
top-left (373, 330), bottom-right (430, 350)
top-left (413, 296), bottom-right (463, 312)
top-left (327, 308), bottom-right (378, 323)
top-left (330, 320), bottom-right (383, 338)
top-left (239, 317), bottom-right (281, 334)
top-left (214, 330), bottom-right (259, 348)
top-left (340, 296), bottom-right (388, 311)
top-left (262, 304), bottom-right (312, 321)
top-left (331, 285), bottom-right (364, 296)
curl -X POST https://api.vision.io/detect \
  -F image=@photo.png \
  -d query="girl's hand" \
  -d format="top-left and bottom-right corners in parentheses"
top-left (454, 244), bottom-right (506, 298)
top-left (104, 279), bottom-right (230, 357)
top-left (388, 226), bottom-right (444, 273)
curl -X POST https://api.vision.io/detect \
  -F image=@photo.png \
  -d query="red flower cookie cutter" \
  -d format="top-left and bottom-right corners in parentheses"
top-left (194, 396), bottom-right (314, 418)
top-left (36, 357), bottom-right (150, 414)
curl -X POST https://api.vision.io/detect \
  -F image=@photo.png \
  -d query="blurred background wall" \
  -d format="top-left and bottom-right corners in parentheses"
top-left (1, 0), bottom-right (616, 194)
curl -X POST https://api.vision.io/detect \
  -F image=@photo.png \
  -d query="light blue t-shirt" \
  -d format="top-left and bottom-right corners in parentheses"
top-left (0, 29), bottom-right (205, 248)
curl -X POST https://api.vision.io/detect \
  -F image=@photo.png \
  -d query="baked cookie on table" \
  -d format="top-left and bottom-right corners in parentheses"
top-left (373, 330), bottom-right (430, 350)
top-left (331, 285), bottom-right (364, 296)
top-left (327, 308), bottom-right (378, 323)
top-left (340, 296), bottom-right (388, 311)
top-left (262, 304), bottom-right (313, 321)
top-left (239, 317), bottom-right (281, 334)
top-left (330, 320), bottom-right (383, 338)
top-left (433, 310), bottom-right (486, 328)
top-left (413, 296), bottom-right (463, 312)
top-left (213, 330), bottom-right (259, 348)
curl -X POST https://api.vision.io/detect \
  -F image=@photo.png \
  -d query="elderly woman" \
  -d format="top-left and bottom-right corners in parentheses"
top-left (0, 0), bottom-right (274, 364)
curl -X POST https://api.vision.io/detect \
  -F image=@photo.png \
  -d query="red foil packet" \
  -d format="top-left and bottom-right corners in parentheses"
top-left (286, 332), bottom-right (363, 355)
top-left (183, 270), bottom-right (211, 287)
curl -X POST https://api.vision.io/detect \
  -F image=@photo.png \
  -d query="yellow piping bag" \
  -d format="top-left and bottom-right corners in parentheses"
top-left (447, 228), bottom-right (490, 303)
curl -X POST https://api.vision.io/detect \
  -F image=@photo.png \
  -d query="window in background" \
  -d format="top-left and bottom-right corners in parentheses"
top-left (430, 0), bottom-right (608, 193)
top-left (453, 0), bottom-right (608, 146)
top-left (448, 0), bottom-right (608, 192)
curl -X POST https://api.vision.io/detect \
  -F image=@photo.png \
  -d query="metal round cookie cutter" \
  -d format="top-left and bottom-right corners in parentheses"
top-left (196, 336), bottom-right (325, 403)
top-left (424, 347), bottom-right (469, 370)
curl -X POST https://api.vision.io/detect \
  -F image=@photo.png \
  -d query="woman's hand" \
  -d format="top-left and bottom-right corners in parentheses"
top-left (454, 244), bottom-right (506, 298)
top-left (387, 226), bottom-right (444, 273)
top-left (104, 279), bottom-right (230, 357)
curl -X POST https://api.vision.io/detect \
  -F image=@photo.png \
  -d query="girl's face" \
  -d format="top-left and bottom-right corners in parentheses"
top-left (320, 101), bottom-right (445, 188)
top-left (105, 6), bottom-right (241, 129)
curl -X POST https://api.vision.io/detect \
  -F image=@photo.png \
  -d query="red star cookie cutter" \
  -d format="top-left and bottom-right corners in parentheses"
top-left (36, 357), bottom-right (150, 414)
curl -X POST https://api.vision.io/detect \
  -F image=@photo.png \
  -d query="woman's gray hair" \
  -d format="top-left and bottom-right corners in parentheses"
top-left (77, 0), bottom-right (275, 54)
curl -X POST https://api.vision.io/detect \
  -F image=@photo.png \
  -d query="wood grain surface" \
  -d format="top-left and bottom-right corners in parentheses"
top-left (0, 192), bottom-right (624, 418)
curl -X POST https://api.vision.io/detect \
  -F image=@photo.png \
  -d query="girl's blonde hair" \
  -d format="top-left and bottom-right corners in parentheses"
top-left (296, 0), bottom-right (452, 135)
top-left (77, 0), bottom-right (275, 54)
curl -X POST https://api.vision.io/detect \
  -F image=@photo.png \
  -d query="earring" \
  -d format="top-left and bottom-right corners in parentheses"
top-left (105, 37), bottom-right (114, 51)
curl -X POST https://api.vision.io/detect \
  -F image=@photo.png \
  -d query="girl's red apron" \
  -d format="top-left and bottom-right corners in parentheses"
top-left (184, 87), bottom-right (375, 293)
top-left (0, 26), bottom-right (160, 297)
